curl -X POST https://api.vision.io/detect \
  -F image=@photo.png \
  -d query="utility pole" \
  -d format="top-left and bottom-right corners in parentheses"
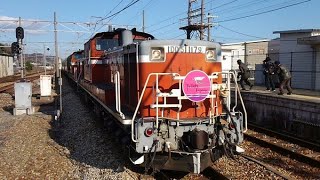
top-left (207, 13), bottom-right (212, 41)
top-left (35, 52), bottom-right (38, 73)
top-left (200, 0), bottom-right (205, 40)
top-left (187, 0), bottom-right (192, 39)
top-left (54, 12), bottom-right (62, 115)
top-left (18, 17), bottom-right (24, 78)
top-left (43, 45), bottom-right (46, 75)
top-left (142, 10), bottom-right (145, 32)
top-left (180, 0), bottom-right (212, 40)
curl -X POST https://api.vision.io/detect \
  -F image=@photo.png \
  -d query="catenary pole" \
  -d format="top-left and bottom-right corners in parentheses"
top-left (54, 12), bottom-right (62, 114)
top-left (19, 17), bottom-right (24, 78)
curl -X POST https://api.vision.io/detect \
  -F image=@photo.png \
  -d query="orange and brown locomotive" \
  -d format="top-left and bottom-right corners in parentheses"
top-left (63, 28), bottom-right (247, 173)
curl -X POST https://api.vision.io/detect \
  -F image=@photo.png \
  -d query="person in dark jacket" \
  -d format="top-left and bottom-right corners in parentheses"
top-left (237, 59), bottom-right (253, 90)
top-left (274, 61), bottom-right (292, 95)
top-left (262, 57), bottom-right (275, 91)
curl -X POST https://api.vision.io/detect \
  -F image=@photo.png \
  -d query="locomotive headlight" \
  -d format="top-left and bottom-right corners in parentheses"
top-left (151, 47), bottom-right (164, 61)
top-left (206, 48), bottom-right (216, 60)
top-left (152, 50), bottom-right (161, 59)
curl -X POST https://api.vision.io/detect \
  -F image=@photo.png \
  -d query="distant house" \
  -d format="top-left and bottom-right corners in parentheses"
top-left (221, 39), bottom-right (273, 83)
top-left (273, 29), bottom-right (320, 90)
top-left (221, 43), bottom-right (244, 72)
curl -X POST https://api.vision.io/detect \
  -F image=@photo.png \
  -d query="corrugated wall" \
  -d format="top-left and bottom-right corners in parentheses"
top-left (0, 55), bottom-right (14, 78)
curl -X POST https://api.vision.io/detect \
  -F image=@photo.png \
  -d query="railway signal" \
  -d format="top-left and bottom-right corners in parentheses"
top-left (16, 27), bottom-right (24, 39)
top-left (11, 42), bottom-right (20, 54)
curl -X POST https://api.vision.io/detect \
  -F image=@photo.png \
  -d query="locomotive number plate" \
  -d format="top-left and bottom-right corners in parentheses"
top-left (166, 46), bottom-right (206, 53)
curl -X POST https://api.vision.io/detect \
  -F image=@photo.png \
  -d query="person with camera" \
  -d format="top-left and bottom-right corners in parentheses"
top-left (274, 61), bottom-right (292, 95)
top-left (263, 57), bottom-right (276, 91)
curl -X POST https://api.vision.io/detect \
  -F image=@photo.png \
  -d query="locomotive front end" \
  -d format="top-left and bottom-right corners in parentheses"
top-left (130, 39), bottom-right (246, 173)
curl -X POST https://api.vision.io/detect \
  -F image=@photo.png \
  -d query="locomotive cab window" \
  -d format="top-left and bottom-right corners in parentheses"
top-left (96, 38), bottom-right (118, 51)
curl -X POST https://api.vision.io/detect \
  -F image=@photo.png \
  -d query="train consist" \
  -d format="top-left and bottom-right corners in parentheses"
top-left (63, 28), bottom-right (247, 174)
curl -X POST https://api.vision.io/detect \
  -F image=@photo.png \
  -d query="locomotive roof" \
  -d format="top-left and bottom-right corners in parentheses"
top-left (87, 28), bottom-right (154, 43)
top-left (73, 50), bottom-right (84, 54)
top-left (139, 39), bottom-right (220, 47)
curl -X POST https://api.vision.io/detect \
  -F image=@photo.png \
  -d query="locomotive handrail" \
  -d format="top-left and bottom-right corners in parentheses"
top-left (115, 71), bottom-right (125, 119)
top-left (228, 70), bottom-right (238, 112)
top-left (227, 71), bottom-right (247, 133)
top-left (230, 70), bottom-right (247, 132)
top-left (214, 71), bottom-right (247, 133)
top-left (131, 73), bottom-right (179, 143)
top-left (131, 71), bottom-right (247, 143)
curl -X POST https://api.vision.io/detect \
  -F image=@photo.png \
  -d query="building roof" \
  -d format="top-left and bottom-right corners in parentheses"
top-left (297, 35), bottom-right (320, 45)
top-left (221, 39), bottom-right (270, 46)
top-left (273, 29), bottom-right (320, 34)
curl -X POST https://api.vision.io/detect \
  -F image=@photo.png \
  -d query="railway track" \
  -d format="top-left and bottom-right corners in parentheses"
top-left (150, 166), bottom-right (229, 180)
top-left (0, 71), bottom-right (49, 83)
top-left (0, 72), bottom-right (53, 94)
top-left (248, 122), bottom-right (320, 151)
top-left (245, 124), bottom-right (320, 168)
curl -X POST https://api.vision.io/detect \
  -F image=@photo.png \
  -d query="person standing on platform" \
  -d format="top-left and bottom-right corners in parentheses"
top-left (274, 61), bottom-right (293, 95)
top-left (263, 57), bottom-right (276, 91)
top-left (237, 59), bottom-right (253, 90)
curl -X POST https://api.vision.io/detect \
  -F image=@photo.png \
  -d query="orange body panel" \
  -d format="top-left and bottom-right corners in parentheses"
top-left (135, 53), bottom-right (222, 119)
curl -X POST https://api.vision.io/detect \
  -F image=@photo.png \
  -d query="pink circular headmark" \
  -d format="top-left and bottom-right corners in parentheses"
top-left (182, 70), bottom-right (211, 102)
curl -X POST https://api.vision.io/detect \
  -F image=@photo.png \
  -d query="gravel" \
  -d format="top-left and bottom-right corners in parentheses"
top-left (4, 76), bottom-right (318, 179)
top-left (241, 135), bottom-right (320, 179)
top-left (0, 78), bottom-right (141, 179)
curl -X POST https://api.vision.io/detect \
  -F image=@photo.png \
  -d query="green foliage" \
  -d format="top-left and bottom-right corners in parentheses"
top-left (25, 61), bottom-right (33, 71)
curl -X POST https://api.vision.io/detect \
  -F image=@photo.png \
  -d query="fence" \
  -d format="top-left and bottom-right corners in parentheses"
top-left (229, 50), bottom-right (320, 90)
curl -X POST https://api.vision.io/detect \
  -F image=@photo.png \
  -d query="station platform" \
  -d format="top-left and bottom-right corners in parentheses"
top-left (235, 85), bottom-right (320, 144)
top-left (244, 85), bottom-right (320, 102)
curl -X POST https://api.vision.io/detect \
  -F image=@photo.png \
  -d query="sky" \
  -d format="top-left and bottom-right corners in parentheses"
top-left (0, 0), bottom-right (319, 58)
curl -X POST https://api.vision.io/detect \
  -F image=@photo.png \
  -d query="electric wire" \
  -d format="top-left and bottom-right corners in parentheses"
top-left (149, 0), bottom-right (310, 38)
top-left (216, 0), bottom-right (311, 23)
top-left (146, 0), bottom-right (218, 29)
top-left (90, 0), bottom-right (141, 39)
top-left (215, 0), bottom-right (302, 20)
top-left (218, 25), bottom-right (268, 39)
top-left (126, 0), bottom-right (155, 26)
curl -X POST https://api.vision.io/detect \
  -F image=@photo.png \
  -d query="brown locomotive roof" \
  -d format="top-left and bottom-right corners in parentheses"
top-left (86, 28), bottom-right (155, 43)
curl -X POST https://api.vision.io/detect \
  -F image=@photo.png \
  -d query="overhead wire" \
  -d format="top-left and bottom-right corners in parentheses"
top-left (126, 0), bottom-right (155, 26)
top-left (215, 0), bottom-right (301, 19)
top-left (147, 0), bottom-right (239, 34)
top-left (146, 0), bottom-right (218, 30)
top-left (211, 0), bottom-right (267, 14)
top-left (99, 0), bottom-right (141, 22)
top-left (216, 0), bottom-right (311, 23)
top-left (218, 25), bottom-right (268, 39)
top-left (88, 0), bottom-right (141, 41)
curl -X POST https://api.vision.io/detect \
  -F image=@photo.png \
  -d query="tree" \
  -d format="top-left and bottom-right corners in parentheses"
top-left (25, 61), bottom-right (33, 71)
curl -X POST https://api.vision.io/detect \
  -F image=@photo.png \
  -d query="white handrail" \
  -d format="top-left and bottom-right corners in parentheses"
top-left (114, 71), bottom-right (125, 119)
top-left (130, 71), bottom-right (248, 143)
top-left (131, 73), bottom-right (176, 142)
top-left (225, 71), bottom-right (247, 132)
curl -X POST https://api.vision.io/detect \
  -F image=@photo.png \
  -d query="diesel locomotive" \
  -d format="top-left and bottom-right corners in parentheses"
top-left (64, 28), bottom-right (247, 173)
